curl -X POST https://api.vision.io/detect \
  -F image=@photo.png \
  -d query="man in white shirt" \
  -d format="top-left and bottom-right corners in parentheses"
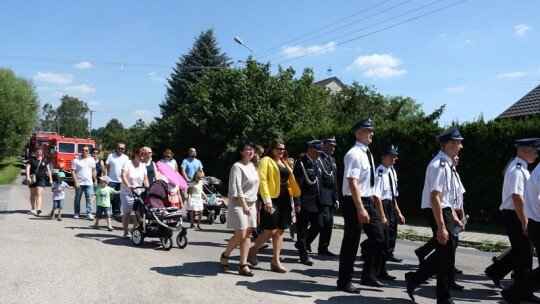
top-left (71, 146), bottom-right (97, 219)
top-left (106, 142), bottom-right (129, 221)
top-left (405, 127), bottom-right (464, 304)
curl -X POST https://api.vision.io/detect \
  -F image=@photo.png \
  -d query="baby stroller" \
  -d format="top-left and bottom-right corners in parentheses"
top-left (202, 176), bottom-right (227, 224)
top-left (131, 180), bottom-right (188, 250)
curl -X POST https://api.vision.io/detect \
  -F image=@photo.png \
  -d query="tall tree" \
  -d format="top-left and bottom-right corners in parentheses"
top-left (0, 68), bottom-right (40, 158)
top-left (159, 28), bottom-right (231, 119)
top-left (56, 95), bottom-right (89, 137)
top-left (40, 103), bottom-right (57, 132)
top-left (98, 119), bottom-right (126, 152)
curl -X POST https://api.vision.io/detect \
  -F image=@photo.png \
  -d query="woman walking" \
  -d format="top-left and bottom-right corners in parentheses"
top-left (25, 146), bottom-right (53, 215)
top-left (220, 141), bottom-right (259, 276)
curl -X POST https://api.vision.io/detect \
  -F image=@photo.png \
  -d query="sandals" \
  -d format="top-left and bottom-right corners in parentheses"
top-left (220, 252), bottom-right (229, 271)
top-left (239, 264), bottom-right (254, 277)
top-left (270, 262), bottom-right (287, 273)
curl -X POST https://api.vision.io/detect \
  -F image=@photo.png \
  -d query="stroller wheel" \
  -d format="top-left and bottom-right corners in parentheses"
top-left (207, 213), bottom-right (215, 225)
top-left (132, 229), bottom-right (144, 246)
top-left (219, 213), bottom-right (226, 224)
top-left (177, 234), bottom-right (188, 249)
top-left (162, 237), bottom-right (173, 251)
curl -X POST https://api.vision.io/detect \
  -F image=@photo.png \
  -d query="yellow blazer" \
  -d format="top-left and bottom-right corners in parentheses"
top-left (258, 156), bottom-right (301, 203)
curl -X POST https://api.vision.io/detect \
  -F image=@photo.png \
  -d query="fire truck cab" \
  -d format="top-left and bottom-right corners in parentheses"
top-left (24, 131), bottom-right (63, 159)
top-left (46, 137), bottom-right (96, 182)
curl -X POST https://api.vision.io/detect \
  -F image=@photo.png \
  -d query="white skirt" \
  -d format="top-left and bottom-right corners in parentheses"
top-left (186, 197), bottom-right (204, 212)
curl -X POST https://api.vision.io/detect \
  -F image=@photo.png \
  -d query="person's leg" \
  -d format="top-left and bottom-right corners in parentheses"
top-left (360, 200), bottom-right (385, 282)
top-left (434, 208), bottom-right (456, 303)
top-left (317, 205), bottom-right (333, 252)
top-left (197, 211), bottom-right (203, 228)
top-left (190, 211), bottom-right (195, 228)
top-left (29, 187), bottom-right (37, 212)
top-left (337, 196), bottom-right (362, 288)
top-left (225, 229), bottom-right (244, 257)
top-left (73, 187), bottom-right (82, 217)
top-left (271, 229), bottom-right (286, 271)
top-left (109, 182), bottom-right (122, 220)
top-left (83, 186), bottom-right (94, 218)
top-left (35, 186), bottom-right (44, 213)
top-left (58, 200), bottom-right (63, 219)
top-left (239, 228), bottom-right (253, 266)
top-left (295, 210), bottom-right (310, 260)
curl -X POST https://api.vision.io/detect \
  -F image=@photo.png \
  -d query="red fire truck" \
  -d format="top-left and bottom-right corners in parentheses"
top-left (45, 137), bottom-right (96, 181)
top-left (24, 131), bottom-right (63, 158)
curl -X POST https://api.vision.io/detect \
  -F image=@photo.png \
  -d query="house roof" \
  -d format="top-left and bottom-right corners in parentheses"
top-left (313, 76), bottom-right (346, 90)
top-left (496, 84), bottom-right (540, 119)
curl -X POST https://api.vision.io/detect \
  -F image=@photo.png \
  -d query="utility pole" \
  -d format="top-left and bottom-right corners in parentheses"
top-left (89, 110), bottom-right (95, 138)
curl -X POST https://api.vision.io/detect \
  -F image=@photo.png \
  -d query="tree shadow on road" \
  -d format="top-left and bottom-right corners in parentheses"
top-left (0, 209), bottom-right (32, 215)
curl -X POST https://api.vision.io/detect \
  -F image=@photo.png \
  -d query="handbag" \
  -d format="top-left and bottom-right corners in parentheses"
top-left (29, 158), bottom-right (43, 184)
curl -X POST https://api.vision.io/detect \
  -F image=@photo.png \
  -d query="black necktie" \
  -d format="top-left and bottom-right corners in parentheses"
top-left (366, 148), bottom-right (375, 187)
top-left (388, 169), bottom-right (395, 200)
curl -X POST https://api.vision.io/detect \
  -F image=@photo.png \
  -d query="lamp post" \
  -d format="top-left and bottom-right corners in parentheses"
top-left (234, 36), bottom-right (253, 56)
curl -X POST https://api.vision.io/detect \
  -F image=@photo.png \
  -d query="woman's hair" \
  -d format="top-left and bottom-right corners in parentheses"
top-left (91, 147), bottom-right (100, 154)
top-left (187, 186), bottom-right (195, 194)
top-left (193, 169), bottom-right (203, 181)
top-left (162, 149), bottom-right (174, 158)
top-left (232, 140), bottom-right (255, 163)
top-left (131, 147), bottom-right (146, 159)
top-left (263, 138), bottom-right (285, 158)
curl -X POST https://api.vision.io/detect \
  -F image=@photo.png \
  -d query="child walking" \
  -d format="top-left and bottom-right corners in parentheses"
top-left (92, 176), bottom-right (119, 231)
top-left (186, 170), bottom-right (207, 230)
top-left (50, 171), bottom-right (72, 221)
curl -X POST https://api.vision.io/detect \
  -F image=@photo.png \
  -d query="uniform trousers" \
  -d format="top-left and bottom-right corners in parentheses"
top-left (502, 219), bottom-right (540, 302)
top-left (337, 196), bottom-right (384, 287)
top-left (485, 210), bottom-right (532, 283)
top-left (295, 209), bottom-right (323, 260)
top-left (388, 201), bottom-right (398, 255)
top-left (306, 205), bottom-right (334, 252)
top-left (408, 208), bottom-right (456, 304)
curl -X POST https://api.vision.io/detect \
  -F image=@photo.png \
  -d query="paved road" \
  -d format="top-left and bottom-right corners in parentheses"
top-left (0, 180), bottom-right (531, 304)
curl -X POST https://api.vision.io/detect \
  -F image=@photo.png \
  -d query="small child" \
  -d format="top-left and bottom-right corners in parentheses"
top-left (50, 171), bottom-right (73, 221)
top-left (92, 176), bottom-right (119, 231)
top-left (186, 170), bottom-right (208, 230)
top-left (168, 183), bottom-right (183, 210)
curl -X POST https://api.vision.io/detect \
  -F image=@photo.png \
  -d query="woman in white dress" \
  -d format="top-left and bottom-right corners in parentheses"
top-left (220, 141), bottom-right (259, 276)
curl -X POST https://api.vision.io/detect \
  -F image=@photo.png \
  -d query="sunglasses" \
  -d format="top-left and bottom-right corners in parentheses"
top-left (117, 147), bottom-right (125, 150)
top-left (275, 148), bottom-right (286, 151)
top-left (91, 151), bottom-right (99, 154)
top-left (82, 150), bottom-right (89, 152)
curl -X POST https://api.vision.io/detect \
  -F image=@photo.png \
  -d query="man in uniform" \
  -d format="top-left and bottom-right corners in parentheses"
top-left (405, 127), bottom-right (464, 304)
top-left (486, 138), bottom-right (540, 303)
top-left (337, 118), bottom-right (386, 294)
top-left (306, 136), bottom-right (339, 256)
top-left (293, 140), bottom-right (324, 266)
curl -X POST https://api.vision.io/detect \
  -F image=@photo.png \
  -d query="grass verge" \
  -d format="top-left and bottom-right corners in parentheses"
top-left (0, 157), bottom-right (25, 185)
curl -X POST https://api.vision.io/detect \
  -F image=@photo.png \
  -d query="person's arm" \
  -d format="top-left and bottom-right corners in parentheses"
top-left (121, 168), bottom-right (130, 188)
top-left (431, 190), bottom-right (448, 245)
top-left (373, 195), bottom-right (388, 229)
top-left (71, 162), bottom-right (79, 189)
top-left (393, 200), bottom-right (405, 225)
top-left (92, 167), bottom-right (97, 187)
top-left (512, 193), bottom-right (528, 235)
top-left (101, 160), bottom-right (107, 177)
top-left (25, 162), bottom-right (32, 184)
top-left (143, 174), bottom-right (149, 187)
top-left (46, 163), bottom-right (53, 185)
top-left (180, 166), bottom-right (189, 182)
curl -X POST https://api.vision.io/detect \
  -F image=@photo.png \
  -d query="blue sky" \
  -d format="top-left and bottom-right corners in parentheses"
top-left (1, 0), bottom-right (539, 130)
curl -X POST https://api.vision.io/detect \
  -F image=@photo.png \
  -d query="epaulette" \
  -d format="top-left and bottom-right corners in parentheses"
top-left (378, 169), bottom-right (383, 177)
top-left (516, 163), bottom-right (522, 169)
top-left (440, 158), bottom-right (447, 167)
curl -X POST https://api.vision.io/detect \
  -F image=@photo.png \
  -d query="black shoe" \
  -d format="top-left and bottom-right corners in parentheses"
top-left (453, 267), bottom-right (463, 275)
top-left (300, 257), bottom-right (314, 266)
top-left (405, 272), bottom-right (416, 302)
top-left (387, 255), bottom-right (403, 263)
top-left (414, 248), bottom-right (424, 263)
top-left (524, 294), bottom-right (540, 303)
top-left (318, 249), bottom-right (336, 257)
top-left (360, 279), bottom-right (388, 288)
top-left (337, 283), bottom-right (360, 294)
top-left (451, 282), bottom-right (465, 290)
top-left (376, 273), bottom-right (396, 281)
top-left (491, 255), bottom-right (498, 264)
top-left (484, 268), bottom-right (504, 289)
top-left (500, 289), bottom-right (519, 304)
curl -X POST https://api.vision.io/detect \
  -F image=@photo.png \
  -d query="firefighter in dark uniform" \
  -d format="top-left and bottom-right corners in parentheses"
top-left (486, 138), bottom-right (540, 303)
top-left (405, 127), bottom-right (464, 304)
top-left (306, 136), bottom-right (339, 256)
top-left (337, 118), bottom-right (386, 294)
top-left (293, 140), bottom-right (324, 266)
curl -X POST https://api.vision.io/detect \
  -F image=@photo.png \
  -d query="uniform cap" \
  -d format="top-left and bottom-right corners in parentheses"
top-left (351, 118), bottom-right (374, 132)
top-left (323, 136), bottom-right (337, 146)
top-left (438, 127), bottom-right (464, 142)
top-left (307, 140), bottom-right (324, 153)
top-left (513, 138), bottom-right (540, 148)
top-left (379, 145), bottom-right (399, 156)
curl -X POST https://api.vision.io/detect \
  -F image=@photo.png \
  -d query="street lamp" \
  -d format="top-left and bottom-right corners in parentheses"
top-left (234, 36), bottom-right (253, 56)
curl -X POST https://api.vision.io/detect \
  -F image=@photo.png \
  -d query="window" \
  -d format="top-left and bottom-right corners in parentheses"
top-left (58, 142), bottom-right (75, 153)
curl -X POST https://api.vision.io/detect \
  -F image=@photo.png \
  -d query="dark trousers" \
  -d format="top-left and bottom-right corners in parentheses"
top-left (295, 210), bottom-right (323, 259)
top-left (337, 196), bottom-right (384, 286)
top-left (307, 205), bottom-right (334, 251)
top-left (108, 182), bottom-right (122, 217)
top-left (360, 199), bottom-right (393, 275)
top-left (409, 208), bottom-right (456, 304)
top-left (504, 219), bottom-right (540, 302)
top-left (388, 201), bottom-right (398, 255)
top-left (485, 210), bottom-right (532, 283)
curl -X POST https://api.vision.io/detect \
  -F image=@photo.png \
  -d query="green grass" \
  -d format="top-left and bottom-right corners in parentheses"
top-left (0, 157), bottom-right (25, 185)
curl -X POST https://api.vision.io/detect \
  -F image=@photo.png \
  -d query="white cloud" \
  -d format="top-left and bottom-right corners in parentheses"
top-left (496, 71), bottom-right (528, 79)
top-left (87, 100), bottom-right (101, 107)
top-left (444, 85), bottom-right (466, 93)
top-left (346, 53), bottom-right (407, 79)
top-left (33, 71), bottom-right (74, 84)
top-left (74, 61), bottom-right (92, 69)
top-left (281, 42), bottom-right (336, 58)
top-left (63, 84), bottom-right (96, 94)
top-left (148, 71), bottom-right (165, 83)
top-left (515, 24), bottom-right (531, 37)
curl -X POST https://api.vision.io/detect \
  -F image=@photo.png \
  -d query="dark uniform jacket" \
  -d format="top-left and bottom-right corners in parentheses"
top-left (319, 153), bottom-right (338, 206)
top-left (293, 153), bottom-right (322, 213)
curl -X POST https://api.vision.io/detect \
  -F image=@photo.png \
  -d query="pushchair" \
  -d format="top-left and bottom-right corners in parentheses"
top-left (202, 176), bottom-right (227, 224)
top-left (131, 180), bottom-right (188, 250)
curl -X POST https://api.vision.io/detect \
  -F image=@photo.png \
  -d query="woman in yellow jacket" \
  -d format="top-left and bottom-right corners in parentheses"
top-left (248, 138), bottom-right (300, 273)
